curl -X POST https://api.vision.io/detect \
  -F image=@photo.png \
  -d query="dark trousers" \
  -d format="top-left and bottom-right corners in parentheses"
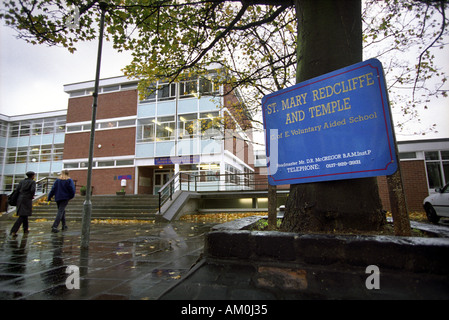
top-left (52, 199), bottom-right (69, 229)
top-left (11, 216), bottom-right (29, 234)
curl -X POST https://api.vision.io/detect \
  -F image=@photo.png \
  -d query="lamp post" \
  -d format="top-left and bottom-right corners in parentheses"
top-left (81, 2), bottom-right (108, 249)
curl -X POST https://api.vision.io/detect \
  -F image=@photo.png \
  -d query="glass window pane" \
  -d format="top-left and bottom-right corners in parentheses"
top-left (443, 161), bottom-right (449, 186)
top-left (100, 122), bottom-right (117, 129)
top-left (98, 161), bottom-right (114, 167)
top-left (103, 85), bottom-right (120, 92)
top-left (399, 152), bottom-right (416, 160)
top-left (64, 163), bottom-right (79, 169)
top-left (425, 151), bottom-right (440, 160)
top-left (67, 125), bottom-right (82, 132)
top-left (20, 124), bottom-right (30, 136)
top-left (426, 162), bottom-right (443, 189)
top-left (143, 123), bottom-right (155, 141)
top-left (116, 160), bottom-right (134, 166)
top-left (178, 113), bottom-right (198, 139)
top-left (118, 119), bottom-right (135, 127)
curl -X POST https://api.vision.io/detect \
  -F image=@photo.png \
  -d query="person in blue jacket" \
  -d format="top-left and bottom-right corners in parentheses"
top-left (47, 170), bottom-right (76, 233)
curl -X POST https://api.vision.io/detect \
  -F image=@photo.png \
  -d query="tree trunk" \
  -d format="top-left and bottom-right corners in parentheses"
top-left (280, 0), bottom-right (386, 233)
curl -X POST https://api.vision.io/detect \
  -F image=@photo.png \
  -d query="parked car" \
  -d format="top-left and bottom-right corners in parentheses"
top-left (423, 183), bottom-right (449, 224)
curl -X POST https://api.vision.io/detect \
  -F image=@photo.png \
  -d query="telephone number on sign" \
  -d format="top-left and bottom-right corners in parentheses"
top-left (326, 160), bottom-right (361, 168)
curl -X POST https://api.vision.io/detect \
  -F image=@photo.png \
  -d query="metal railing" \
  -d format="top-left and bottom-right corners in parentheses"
top-left (35, 176), bottom-right (58, 195)
top-left (158, 172), bottom-right (270, 214)
top-left (1, 177), bottom-right (78, 197)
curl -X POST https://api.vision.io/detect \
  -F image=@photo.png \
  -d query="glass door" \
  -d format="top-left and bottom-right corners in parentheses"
top-left (154, 170), bottom-right (172, 195)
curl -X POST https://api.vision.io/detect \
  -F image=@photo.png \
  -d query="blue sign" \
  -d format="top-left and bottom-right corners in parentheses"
top-left (155, 155), bottom-right (200, 165)
top-left (262, 58), bottom-right (397, 186)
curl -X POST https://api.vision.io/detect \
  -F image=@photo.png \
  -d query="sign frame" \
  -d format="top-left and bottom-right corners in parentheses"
top-left (262, 58), bottom-right (397, 186)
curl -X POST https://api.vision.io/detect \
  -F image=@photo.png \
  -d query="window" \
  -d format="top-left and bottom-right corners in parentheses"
top-left (121, 82), bottom-right (138, 91)
top-left (56, 118), bottom-right (66, 133)
top-left (7, 149), bottom-right (17, 164)
top-left (0, 121), bottom-right (8, 137)
top-left (199, 76), bottom-right (219, 95)
top-left (31, 122), bottom-right (43, 135)
top-left (425, 150), bottom-right (449, 189)
top-left (178, 113), bottom-right (198, 139)
top-left (16, 147), bottom-right (28, 163)
top-left (225, 164), bottom-right (241, 184)
top-left (19, 123), bottom-right (30, 137)
top-left (118, 119), bottom-right (136, 127)
top-left (137, 118), bottom-right (156, 142)
top-left (40, 146), bottom-right (52, 162)
top-left (199, 112), bottom-right (221, 139)
top-left (53, 144), bottom-right (64, 161)
top-left (6, 144), bottom-right (65, 165)
top-left (64, 163), bottom-right (79, 169)
top-left (29, 147), bottom-right (40, 163)
top-left (142, 84), bottom-right (157, 102)
top-left (141, 81), bottom-right (176, 102)
top-left (116, 159), bottom-right (134, 166)
top-left (98, 160), bottom-right (114, 167)
top-left (67, 125), bottom-right (82, 132)
top-left (155, 116), bottom-right (175, 141)
top-left (179, 77), bottom-right (198, 98)
top-left (158, 82), bottom-right (176, 100)
top-left (63, 159), bottom-right (133, 169)
top-left (70, 90), bottom-right (86, 97)
top-left (103, 85), bottom-right (120, 93)
top-left (100, 121), bottom-right (117, 129)
top-left (399, 152), bottom-right (417, 160)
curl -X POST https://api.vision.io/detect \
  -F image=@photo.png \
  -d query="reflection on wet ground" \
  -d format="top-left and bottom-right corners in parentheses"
top-left (0, 219), bottom-right (217, 300)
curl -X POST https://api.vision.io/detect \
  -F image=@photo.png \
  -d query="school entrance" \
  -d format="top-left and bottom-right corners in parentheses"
top-left (137, 166), bottom-right (174, 195)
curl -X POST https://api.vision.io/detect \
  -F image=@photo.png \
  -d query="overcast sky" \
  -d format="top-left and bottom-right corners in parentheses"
top-left (0, 23), bottom-right (132, 115)
top-left (0, 21), bottom-right (448, 142)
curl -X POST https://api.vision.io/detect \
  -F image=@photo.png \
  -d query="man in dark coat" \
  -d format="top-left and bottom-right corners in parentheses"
top-left (10, 171), bottom-right (36, 237)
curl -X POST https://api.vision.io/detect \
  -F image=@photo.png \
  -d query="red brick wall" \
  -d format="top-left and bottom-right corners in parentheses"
top-left (377, 160), bottom-right (428, 212)
top-left (63, 127), bottom-right (136, 159)
top-left (67, 90), bottom-right (138, 122)
top-left (69, 167), bottom-right (135, 195)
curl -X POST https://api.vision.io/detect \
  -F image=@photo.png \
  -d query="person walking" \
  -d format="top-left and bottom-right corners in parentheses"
top-left (47, 170), bottom-right (76, 233)
top-left (10, 171), bottom-right (36, 237)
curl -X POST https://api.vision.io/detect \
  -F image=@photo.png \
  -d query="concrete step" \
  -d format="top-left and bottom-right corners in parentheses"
top-left (31, 194), bottom-right (160, 220)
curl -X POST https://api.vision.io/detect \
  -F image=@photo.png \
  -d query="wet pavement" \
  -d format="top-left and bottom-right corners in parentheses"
top-left (1, 216), bottom-right (449, 301)
top-left (0, 219), bottom-right (215, 300)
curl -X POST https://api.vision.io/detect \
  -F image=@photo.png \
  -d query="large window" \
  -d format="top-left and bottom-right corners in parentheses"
top-left (139, 72), bottom-right (219, 103)
top-left (178, 113), bottom-right (198, 139)
top-left (66, 118), bottom-right (135, 133)
top-left (137, 118), bottom-right (156, 142)
top-left (155, 116), bottom-right (175, 141)
top-left (179, 77), bottom-right (198, 98)
top-left (141, 81), bottom-right (176, 102)
top-left (138, 116), bottom-right (175, 142)
top-left (0, 121), bottom-right (8, 137)
top-left (180, 163), bottom-right (220, 182)
top-left (6, 144), bottom-right (65, 164)
top-left (63, 158), bottom-right (134, 170)
top-left (199, 112), bottom-right (221, 139)
top-left (425, 150), bottom-right (449, 189)
top-left (9, 117), bottom-right (66, 137)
